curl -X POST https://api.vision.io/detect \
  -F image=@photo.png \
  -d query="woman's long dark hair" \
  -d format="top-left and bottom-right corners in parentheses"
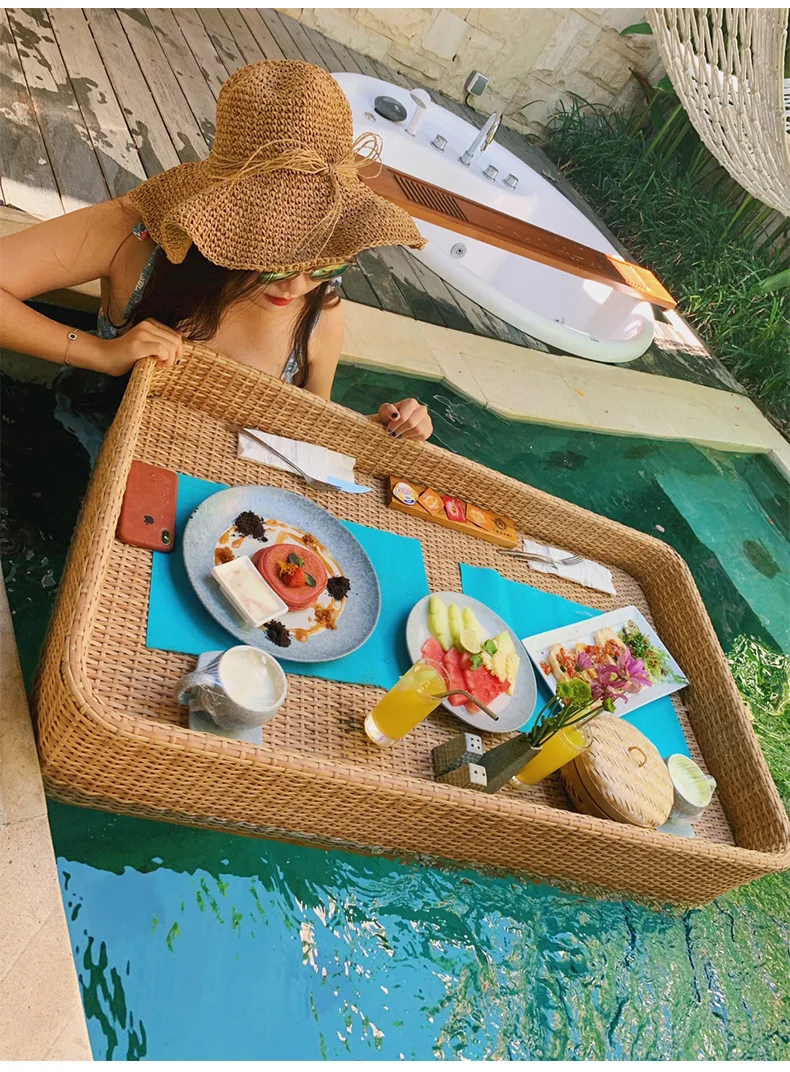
top-left (126, 245), bottom-right (340, 387)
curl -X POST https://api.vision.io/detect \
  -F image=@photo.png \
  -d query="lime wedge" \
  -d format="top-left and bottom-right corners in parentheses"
top-left (459, 628), bottom-right (481, 654)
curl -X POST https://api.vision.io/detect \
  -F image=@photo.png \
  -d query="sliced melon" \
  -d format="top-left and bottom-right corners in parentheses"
top-left (462, 607), bottom-right (483, 649)
top-left (427, 595), bottom-right (452, 652)
top-left (448, 603), bottom-right (464, 650)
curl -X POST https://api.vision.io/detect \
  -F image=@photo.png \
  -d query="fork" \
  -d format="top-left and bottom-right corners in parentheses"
top-left (234, 426), bottom-right (349, 494)
top-left (500, 549), bottom-right (584, 567)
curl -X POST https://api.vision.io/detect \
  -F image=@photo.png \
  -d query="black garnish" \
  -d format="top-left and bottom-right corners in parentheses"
top-left (234, 511), bottom-right (267, 541)
top-left (265, 620), bottom-right (291, 647)
top-left (327, 576), bottom-right (351, 601)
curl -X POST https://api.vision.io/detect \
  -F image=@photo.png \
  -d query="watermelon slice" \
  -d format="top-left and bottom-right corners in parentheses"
top-left (421, 637), bottom-right (445, 665)
top-left (442, 646), bottom-right (467, 706)
top-left (461, 653), bottom-right (509, 714)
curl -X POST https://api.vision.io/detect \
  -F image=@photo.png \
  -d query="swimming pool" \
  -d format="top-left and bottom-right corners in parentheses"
top-left (2, 364), bottom-right (789, 1059)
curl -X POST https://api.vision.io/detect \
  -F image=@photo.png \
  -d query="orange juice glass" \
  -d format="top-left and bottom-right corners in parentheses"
top-left (364, 659), bottom-right (448, 746)
top-left (514, 725), bottom-right (590, 785)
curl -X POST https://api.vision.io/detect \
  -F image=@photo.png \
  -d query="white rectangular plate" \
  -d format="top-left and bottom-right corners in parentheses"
top-left (522, 605), bottom-right (687, 717)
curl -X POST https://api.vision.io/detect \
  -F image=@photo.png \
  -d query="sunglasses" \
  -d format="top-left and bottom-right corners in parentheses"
top-left (258, 262), bottom-right (354, 284)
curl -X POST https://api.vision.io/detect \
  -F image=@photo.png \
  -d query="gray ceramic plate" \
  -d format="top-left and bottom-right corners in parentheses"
top-left (406, 592), bottom-right (537, 733)
top-left (183, 486), bottom-right (381, 662)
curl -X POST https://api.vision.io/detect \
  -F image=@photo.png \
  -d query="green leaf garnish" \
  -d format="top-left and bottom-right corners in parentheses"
top-left (469, 653), bottom-right (484, 669)
top-left (288, 553), bottom-right (305, 567)
top-left (482, 639), bottom-right (497, 655)
top-left (304, 573), bottom-right (316, 587)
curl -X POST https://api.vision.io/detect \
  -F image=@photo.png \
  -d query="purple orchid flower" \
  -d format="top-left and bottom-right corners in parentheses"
top-left (592, 648), bottom-right (651, 705)
top-left (575, 649), bottom-right (594, 673)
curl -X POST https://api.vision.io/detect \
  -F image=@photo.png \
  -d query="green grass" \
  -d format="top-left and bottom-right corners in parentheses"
top-left (728, 635), bottom-right (790, 811)
top-left (542, 102), bottom-right (790, 434)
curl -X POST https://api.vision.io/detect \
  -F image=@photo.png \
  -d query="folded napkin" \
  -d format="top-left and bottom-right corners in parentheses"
top-left (521, 538), bottom-right (616, 596)
top-left (238, 430), bottom-right (368, 492)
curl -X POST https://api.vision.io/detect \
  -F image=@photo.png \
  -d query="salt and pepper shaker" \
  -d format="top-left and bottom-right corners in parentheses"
top-left (432, 731), bottom-right (540, 795)
top-left (432, 733), bottom-right (484, 777)
top-left (437, 763), bottom-right (488, 790)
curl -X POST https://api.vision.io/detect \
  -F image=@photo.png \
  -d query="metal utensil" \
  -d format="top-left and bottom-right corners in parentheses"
top-left (435, 689), bottom-right (499, 722)
top-left (235, 426), bottom-right (367, 494)
top-left (500, 549), bottom-right (584, 567)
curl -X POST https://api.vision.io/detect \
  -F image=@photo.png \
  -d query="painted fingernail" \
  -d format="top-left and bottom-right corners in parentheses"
top-left (391, 410), bottom-right (399, 419)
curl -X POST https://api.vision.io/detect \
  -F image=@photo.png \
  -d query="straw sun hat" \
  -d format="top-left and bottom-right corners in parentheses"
top-left (128, 60), bottom-right (426, 273)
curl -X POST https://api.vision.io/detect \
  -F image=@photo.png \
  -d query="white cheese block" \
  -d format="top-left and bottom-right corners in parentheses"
top-left (211, 555), bottom-right (288, 628)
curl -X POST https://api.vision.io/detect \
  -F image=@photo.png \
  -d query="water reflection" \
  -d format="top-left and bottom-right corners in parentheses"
top-left (50, 803), bottom-right (790, 1061)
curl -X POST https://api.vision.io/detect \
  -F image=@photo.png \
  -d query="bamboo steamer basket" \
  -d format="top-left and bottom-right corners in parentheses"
top-left (561, 716), bottom-right (674, 828)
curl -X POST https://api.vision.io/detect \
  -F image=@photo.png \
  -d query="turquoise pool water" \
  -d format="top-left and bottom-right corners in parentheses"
top-left (2, 364), bottom-right (789, 1059)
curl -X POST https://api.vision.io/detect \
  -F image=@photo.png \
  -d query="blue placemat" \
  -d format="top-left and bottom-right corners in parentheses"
top-left (147, 473), bottom-right (429, 689)
top-left (460, 564), bottom-right (690, 759)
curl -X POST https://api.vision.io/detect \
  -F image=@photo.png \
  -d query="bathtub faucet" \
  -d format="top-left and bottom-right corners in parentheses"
top-left (458, 112), bottom-right (502, 167)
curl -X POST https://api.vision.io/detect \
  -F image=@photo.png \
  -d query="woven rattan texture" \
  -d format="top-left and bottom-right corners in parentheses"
top-left (33, 347), bottom-right (790, 904)
top-left (562, 719), bottom-right (674, 828)
top-left (129, 61), bottom-right (425, 271)
top-left (646, 8), bottom-right (790, 217)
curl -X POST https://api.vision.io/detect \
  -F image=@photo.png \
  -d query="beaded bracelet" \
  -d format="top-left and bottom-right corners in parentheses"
top-left (64, 330), bottom-right (78, 366)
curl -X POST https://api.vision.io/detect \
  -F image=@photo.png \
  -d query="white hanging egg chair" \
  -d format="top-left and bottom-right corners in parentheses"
top-left (646, 8), bottom-right (790, 216)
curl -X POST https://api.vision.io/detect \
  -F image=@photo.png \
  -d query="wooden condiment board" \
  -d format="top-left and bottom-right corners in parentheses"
top-left (387, 477), bottom-right (518, 548)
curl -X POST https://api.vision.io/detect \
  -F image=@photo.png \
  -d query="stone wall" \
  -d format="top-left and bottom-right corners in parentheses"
top-left (283, 7), bottom-right (663, 134)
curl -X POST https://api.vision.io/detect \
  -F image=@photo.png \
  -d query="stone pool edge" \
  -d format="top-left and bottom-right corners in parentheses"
top-left (0, 574), bottom-right (92, 1060)
top-left (342, 302), bottom-right (790, 478)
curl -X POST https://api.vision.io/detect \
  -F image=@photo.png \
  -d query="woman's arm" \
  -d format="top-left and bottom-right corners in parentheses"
top-left (304, 297), bottom-right (433, 441)
top-left (0, 200), bottom-right (182, 374)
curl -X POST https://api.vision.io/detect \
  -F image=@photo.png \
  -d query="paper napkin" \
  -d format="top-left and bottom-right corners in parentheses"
top-left (238, 430), bottom-right (362, 489)
top-left (522, 538), bottom-right (616, 596)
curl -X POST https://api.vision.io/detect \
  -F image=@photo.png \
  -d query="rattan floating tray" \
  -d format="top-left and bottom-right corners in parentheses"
top-left (33, 347), bottom-right (790, 905)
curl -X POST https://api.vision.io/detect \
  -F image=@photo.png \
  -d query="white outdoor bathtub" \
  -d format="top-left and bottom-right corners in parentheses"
top-left (333, 72), bottom-right (655, 363)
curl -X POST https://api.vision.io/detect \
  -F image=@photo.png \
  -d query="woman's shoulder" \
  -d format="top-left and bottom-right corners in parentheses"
top-left (311, 292), bottom-right (344, 346)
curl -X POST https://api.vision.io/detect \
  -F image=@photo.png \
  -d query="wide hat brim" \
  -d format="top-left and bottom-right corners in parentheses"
top-left (128, 158), bottom-right (426, 273)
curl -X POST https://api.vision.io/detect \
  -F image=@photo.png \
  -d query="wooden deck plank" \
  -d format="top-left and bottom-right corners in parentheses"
top-left (0, 8), bottom-right (63, 217)
top-left (196, 10), bottom-right (246, 75)
top-left (218, 9), bottom-right (266, 65)
top-left (237, 9), bottom-right (286, 60)
top-left (313, 29), bottom-right (360, 77)
top-left (344, 46), bottom-right (381, 81)
top-left (443, 281), bottom-right (501, 339)
top-left (48, 8), bottom-right (146, 198)
top-left (355, 249), bottom-right (414, 318)
top-left (84, 8), bottom-right (180, 177)
top-left (336, 263), bottom-right (381, 308)
top-left (255, 9), bottom-right (302, 61)
top-left (171, 10), bottom-right (230, 99)
top-left (301, 23), bottom-right (345, 72)
top-left (403, 256), bottom-right (476, 334)
top-left (6, 8), bottom-right (108, 211)
top-left (374, 245), bottom-right (445, 326)
top-left (116, 9), bottom-right (208, 162)
top-left (370, 58), bottom-right (412, 90)
top-left (273, 11), bottom-right (325, 68)
top-left (146, 8), bottom-right (218, 144)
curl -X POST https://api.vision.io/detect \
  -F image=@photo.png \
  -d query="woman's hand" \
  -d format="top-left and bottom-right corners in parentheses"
top-left (92, 319), bottom-right (184, 376)
top-left (376, 398), bottom-right (433, 442)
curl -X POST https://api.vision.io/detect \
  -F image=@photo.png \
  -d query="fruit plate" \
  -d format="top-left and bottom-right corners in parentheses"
top-left (406, 592), bottom-right (537, 733)
top-left (522, 605), bottom-right (688, 717)
top-left (183, 486), bottom-right (380, 662)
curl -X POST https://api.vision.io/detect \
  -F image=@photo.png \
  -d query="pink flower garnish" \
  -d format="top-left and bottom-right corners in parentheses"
top-left (575, 650), bottom-right (594, 672)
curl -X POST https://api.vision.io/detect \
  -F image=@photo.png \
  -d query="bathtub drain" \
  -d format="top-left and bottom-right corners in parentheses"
top-left (450, 243), bottom-right (467, 259)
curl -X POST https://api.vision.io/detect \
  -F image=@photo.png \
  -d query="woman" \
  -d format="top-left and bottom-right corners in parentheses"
top-left (0, 61), bottom-right (433, 441)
